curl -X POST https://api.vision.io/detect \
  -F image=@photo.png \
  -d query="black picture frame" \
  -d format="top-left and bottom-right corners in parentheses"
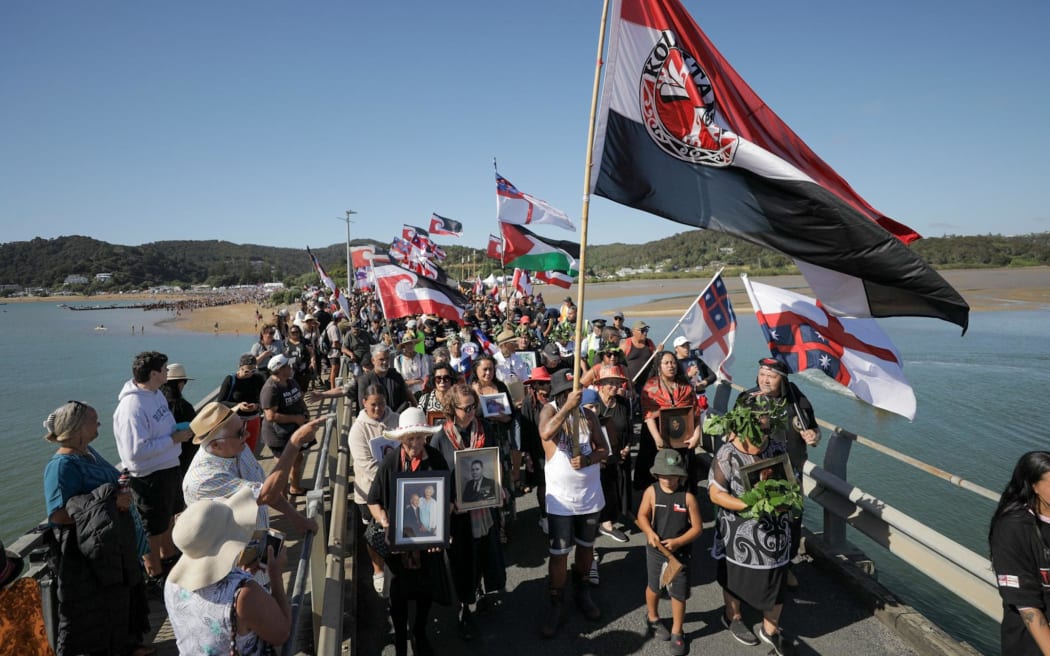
top-left (453, 447), bottom-right (502, 512)
top-left (388, 470), bottom-right (451, 550)
top-left (739, 453), bottom-right (796, 492)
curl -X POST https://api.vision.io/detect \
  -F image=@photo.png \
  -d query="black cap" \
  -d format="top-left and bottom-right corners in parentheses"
top-left (758, 357), bottom-right (791, 376)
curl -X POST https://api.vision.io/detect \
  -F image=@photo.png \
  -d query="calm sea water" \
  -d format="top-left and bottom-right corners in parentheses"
top-left (2, 295), bottom-right (1045, 654)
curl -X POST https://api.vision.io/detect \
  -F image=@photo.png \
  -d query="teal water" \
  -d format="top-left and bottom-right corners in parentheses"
top-left (3, 296), bottom-right (1045, 654)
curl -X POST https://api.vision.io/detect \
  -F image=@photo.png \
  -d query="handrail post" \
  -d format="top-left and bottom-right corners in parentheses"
top-left (821, 427), bottom-right (856, 551)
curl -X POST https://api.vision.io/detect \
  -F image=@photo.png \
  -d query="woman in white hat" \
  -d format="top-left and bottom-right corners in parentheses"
top-left (164, 487), bottom-right (291, 655)
top-left (162, 362), bottom-right (198, 476)
top-left (260, 353), bottom-right (310, 495)
top-left (41, 400), bottom-right (152, 656)
top-left (367, 408), bottom-right (447, 656)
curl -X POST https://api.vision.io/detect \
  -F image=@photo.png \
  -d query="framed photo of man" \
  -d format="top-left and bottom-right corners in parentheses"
top-left (453, 447), bottom-right (501, 512)
top-left (388, 470), bottom-right (451, 550)
top-left (739, 453), bottom-right (796, 492)
top-left (658, 406), bottom-right (694, 448)
top-left (369, 436), bottom-right (401, 464)
top-left (426, 411), bottom-right (447, 428)
top-left (518, 350), bottom-right (537, 370)
top-left (480, 392), bottom-right (511, 418)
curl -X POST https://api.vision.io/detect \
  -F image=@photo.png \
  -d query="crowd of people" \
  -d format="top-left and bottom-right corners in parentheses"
top-left (7, 281), bottom-right (1046, 656)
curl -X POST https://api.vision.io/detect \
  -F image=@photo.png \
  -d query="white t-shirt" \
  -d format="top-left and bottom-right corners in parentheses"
top-left (544, 401), bottom-right (605, 516)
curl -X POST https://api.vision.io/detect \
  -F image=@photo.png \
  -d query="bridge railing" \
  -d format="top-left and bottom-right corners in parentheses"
top-left (710, 381), bottom-right (1001, 622)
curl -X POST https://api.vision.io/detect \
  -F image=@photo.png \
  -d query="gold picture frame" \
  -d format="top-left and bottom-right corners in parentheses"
top-left (658, 406), bottom-right (694, 448)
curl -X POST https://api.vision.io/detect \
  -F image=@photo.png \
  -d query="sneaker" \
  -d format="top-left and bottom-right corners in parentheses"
top-left (372, 572), bottom-right (385, 595)
top-left (669, 633), bottom-right (687, 656)
top-left (721, 614), bottom-right (759, 646)
top-left (588, 558), bottom-right (600, 586)
top-left (645, 616), bottom-right (671, 641)
top-left (538, 517), bottom-right (548, 534)
top-left (754, 622), bottom-right (792, 656)
top-left (599, 525), bottom-right (629, 543)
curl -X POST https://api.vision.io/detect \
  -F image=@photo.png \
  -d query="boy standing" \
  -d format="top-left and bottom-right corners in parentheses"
top-left (636, 449), bottom-right (702, 655)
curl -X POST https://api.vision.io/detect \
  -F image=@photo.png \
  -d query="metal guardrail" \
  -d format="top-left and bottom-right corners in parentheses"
top-left (710, 380), bottom-right (1001, 622)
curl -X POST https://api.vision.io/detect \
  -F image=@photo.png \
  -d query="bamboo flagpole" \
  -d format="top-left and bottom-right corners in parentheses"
top-left (629, 267), bottom-right (726, 386)
top-left (567, 0), bottom-right (612, 458)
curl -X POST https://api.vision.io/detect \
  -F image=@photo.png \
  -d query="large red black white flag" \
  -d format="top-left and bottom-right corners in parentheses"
top-left (373, 263), bottom-right (469, 323)
top-left (591, 0), bottom-right (969, 332)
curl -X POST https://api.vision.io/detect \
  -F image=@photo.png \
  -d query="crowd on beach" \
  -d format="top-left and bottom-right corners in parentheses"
top-left (6, 284), bottom-right (827, 656)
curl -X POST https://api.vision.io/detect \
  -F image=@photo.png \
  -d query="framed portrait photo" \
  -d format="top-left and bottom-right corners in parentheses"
top-left (518, 350), bottom-right (537, 370)
top-left (389, 470), bottom-right (451, 550)
top-left (426, 411), bottom-right (447, 428)
top-left (480, 392), bottom-right (511, 418)
top-left (739, 453), bottom-right (796, 492)
top-left (369, 436), bottom-right (401, 464)
top-left (659, 406), bottom-right (694, 448)
top-left (453, 447), bottom-right (502, 512)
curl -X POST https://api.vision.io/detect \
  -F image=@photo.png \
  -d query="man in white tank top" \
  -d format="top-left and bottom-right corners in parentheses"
top-left (537, 370), bottom-right (609, 638)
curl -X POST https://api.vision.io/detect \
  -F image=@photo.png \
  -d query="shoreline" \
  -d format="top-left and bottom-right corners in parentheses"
top-left (10, 266), bottom-right (1050, 334)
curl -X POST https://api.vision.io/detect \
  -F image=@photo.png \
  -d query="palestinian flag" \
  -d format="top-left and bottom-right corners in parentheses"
top-left (591, 0), bottom-right (968, 331)
top-left (373, 263), bottom-right (469, 323)
top-left (534, 270), bottom-right (574, 289)
top-left (499, 222), bottom-right (579, 273)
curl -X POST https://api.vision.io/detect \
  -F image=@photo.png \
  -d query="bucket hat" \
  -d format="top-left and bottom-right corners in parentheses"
top-left (650, 449), bottom-right (688, 478)
top-left (168, 486), bottom-right (258, 592)
top-left (595, 364), bottom-right (627, 384)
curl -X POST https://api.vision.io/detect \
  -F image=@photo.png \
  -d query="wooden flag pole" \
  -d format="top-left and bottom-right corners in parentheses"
top-left (569, 0), bottom-right (612, 458)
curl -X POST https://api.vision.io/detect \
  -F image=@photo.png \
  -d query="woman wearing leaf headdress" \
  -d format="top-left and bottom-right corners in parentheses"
top-left (706, 396), bottom-right (801, 654)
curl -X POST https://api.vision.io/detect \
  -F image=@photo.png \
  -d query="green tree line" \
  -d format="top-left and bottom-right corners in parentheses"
top-left (1, 231), bottom-right (1047, 293)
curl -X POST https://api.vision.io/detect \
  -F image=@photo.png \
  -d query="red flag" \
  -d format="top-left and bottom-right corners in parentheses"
top-left (486, 234), bottom-right (503, 262)
top-left (373, 263), bottom-right (469, 323)
top-left (306, 247), bottom-right (350, 317)
top-left (591, 0), bottom-right (968, 331)
top-left (350, 245), bottom-right (374, 269)
top-left (512, 268), bottom-right (532, 297)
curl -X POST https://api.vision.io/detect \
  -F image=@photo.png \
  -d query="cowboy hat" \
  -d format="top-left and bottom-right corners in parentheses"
top-left (549, 370), bottom-right (575, 397)
top-left (166, 363), bottom-right (193, 381)
top-left (168, 486), bottom-right (258, 592)
top-left (398, 333), bottom-right (418, 347)
top-left (189, 402), bottom-right (242, 446)
top-left (382, 407), bottom-right (442, 440)
top-left (650, 449), bottom-right (688, 478)
top-left (495, 328), bottom-right (517, 344)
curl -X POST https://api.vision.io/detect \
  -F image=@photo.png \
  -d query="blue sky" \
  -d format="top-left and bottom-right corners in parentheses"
top-left (2, 0), bottom-right (1048, 252)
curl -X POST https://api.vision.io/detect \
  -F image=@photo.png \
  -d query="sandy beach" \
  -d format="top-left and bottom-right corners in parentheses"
top-left (14, 266), bottom-right (1050, 334)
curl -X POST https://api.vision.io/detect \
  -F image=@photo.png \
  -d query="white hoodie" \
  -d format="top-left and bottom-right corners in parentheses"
top-left (113, 379), bottom-right (180, 476)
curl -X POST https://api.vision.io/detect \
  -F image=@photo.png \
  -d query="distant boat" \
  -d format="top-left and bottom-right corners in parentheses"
top-left (95, 324), bottom-right (107, 331)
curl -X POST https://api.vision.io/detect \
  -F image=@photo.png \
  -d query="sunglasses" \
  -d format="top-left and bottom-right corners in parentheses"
top-left (457, 403), bottom-right (477, 413)
top-left (434, 375), bottom-right (453, 383)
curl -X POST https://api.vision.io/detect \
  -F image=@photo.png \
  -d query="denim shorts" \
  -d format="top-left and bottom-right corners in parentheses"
top-left (547, 511), bottom-right (600, 555)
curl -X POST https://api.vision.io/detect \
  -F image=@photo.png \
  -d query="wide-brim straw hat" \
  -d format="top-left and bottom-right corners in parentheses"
top-left (496, 328), bottom-right (517, 344)
top-left (383, 407), bottom-right (442, 440)
top-left (650, 449), bottom-right (688, 478)
top-left (166, 363), bottom-right (193, 381)
top-left (168, 486), bottom-right (257, 592)
top-left (190, 402), bottom-right (241, 445)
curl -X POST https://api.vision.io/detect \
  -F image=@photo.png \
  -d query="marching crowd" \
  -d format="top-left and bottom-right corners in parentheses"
top-left (29, 286), bottom-right (824, 656)
top-left (11, 285), bottom-right (1049, 656)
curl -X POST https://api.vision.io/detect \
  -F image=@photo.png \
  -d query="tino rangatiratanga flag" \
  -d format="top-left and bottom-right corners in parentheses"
top-left (373, 263), bottom-right (469, 323)
top-left (590, 0), bottom-right (969, 332)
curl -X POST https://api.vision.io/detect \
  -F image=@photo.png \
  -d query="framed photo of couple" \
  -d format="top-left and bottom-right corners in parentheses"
top-left (388, 470), bottom-right (451, 550)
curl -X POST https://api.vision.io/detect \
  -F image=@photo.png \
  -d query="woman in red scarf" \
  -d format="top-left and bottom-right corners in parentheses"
top-left (430, 383), bottom-right (507, 641)
top-left (638, 351), bottom-right (702, 490)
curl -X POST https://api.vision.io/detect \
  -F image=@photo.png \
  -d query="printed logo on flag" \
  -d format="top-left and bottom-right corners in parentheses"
top-left (641, 31), bottom-right (738, 167)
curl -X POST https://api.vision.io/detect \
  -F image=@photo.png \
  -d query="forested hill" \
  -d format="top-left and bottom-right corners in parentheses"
top-left (1, 231), bottom-right (1048, 292)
